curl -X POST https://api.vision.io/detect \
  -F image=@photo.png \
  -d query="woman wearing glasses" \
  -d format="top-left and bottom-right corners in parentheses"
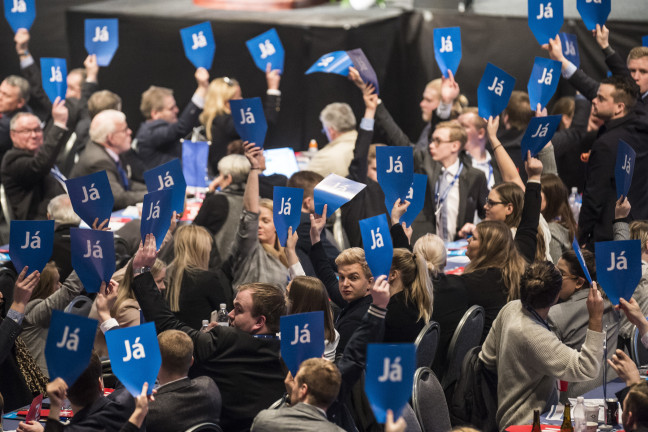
top-left (200, 66), bottom-right (281, 175)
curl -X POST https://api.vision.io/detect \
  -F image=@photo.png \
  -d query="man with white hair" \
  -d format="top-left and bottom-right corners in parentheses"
top-left (0, 75), bottom-right (31, 163)
top-left (70, 109), bottom-right (147, 210)
top-left (0, 100), bottom-right (69, 220)
top-left (307, 103), bottom-right (358, 177)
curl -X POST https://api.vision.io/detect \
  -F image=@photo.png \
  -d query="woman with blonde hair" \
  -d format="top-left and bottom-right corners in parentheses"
top-left (166, 224), bottom-right (232, 329)
top-left (384, 248), bottom-right (434, 343)
top-left (200, 66), bottom-right (281, 174)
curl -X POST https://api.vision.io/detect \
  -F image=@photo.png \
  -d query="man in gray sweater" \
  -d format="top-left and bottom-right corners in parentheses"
top-left (480, 261), bottom-right (605, 430)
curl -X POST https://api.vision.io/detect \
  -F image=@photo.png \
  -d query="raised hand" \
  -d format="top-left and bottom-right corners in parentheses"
top-left (607, 349), bottom-right (641, 386)
top-left (84, 54), bottom-right (99, 83)
top-left (92, 218), bottom-right (110, 231)
top-left (593, 24), bottom-right (609, 50)
top-left (541, 35), bottom-right (566, 64)
top-left (370, 275), bottom-right (391, 309)
top-left (614, 196), bottom-right (631, 219)
top-left (52, 97), bottom-right (69, 127)
top-left (309, 204), bottom-right (327, 245)
top-left (266, 63), bottom-right (281, 91)
top-left (391, 198), bottom-right (410, 227)
top-left (348, 66), bottom-right (365, 89)
top-left (12, 266), bottom-right (40, 310)
top-left (524, 150), bottom-right (543, 180)
top-left (133, 234), bottom-right (158, 269)
top-left (243, 141), bottom-right (263, 167)
top-left (14, 28), bottom-right (30, 56)
top-left (440, 70), bottom-right (460, 104)
top-left (586, 282), bottom-right (604, 332)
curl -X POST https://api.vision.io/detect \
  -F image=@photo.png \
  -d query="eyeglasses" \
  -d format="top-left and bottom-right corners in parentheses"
top-left (13, 127), bottom-right (43, 135)
top-left (430, 137), bottom-right (454, 146)
top-left (485, 199), bottom-right (506, 208)
top-left (558, 269), bottom-right (578, 280)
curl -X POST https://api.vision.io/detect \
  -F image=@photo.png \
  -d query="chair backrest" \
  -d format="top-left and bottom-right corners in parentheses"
top-left (185, 422), bottom-right (223, 432)
top-left (0, 184), bottom-right (15, 223)
top-left (402, 402), bottom-right (423, 432)
top-left (412, 367), bottom-right (451, 432)
top-left (630, 324), bottom-right (648, 367)
top-left (441, 305), bottom-right (485, 390)
top-left (64, 295), bottom-right (93, 316)
top-left (100, 357), bottom-right (118, 389)
top-left (414, 321), bottom-right (440, 369)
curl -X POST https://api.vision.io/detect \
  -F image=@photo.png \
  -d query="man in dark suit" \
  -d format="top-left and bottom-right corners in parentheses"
top-left (146, 329), bottom-right (221, 432)
top-left (1, 102), bottom-right (69, 220)
top-left (70, 109), bottom-right (147, 210)
top-left (575, 76), bottom-right (648, 248)
top-left (132, 236), bottom-right (287, 432)
top-left (251, 358), bottom-right (345, 432)
top-left (413, 120), bottom-right (488, 243)
top-left (0, 75), bottom-right (31, 164)
top-left (135, 68), bottom-right (209, 170)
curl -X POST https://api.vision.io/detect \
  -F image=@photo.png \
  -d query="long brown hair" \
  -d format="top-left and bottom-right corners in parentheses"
top-left (391, 248), bottom-right (434, 322)
top-left (31, 262), bottom-right (59, 301)
top-left (288, 276), bottom-right (336, 342)
top-left (200, 77), bottom-right (240, 141)
top-left (259, 198), bottom-right (288, 268)
top-left (465, 220), bottom-right (527, 301)
top-left (112, 258), bottom-right (166, 316)
top-left (541, 174), bottom-right (578, 240)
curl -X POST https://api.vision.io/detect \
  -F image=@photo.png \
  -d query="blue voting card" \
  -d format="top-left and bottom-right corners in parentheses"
top-left (365, 344), bottom-right (416, 423)
top-left (306, 51), bottom-right (353, 77)
top-left (280, 311), bottom-right (325, 376)
top-left (144, 159), bottom-right (187, 214)
top-left (273, 186), bottom-right (303, 248)
top-left (105, 322), bottom-right (161, 396)
top-left (478, 63), bottom-right (516, 120)
top-left (84, 19), bottom-right (118, 67)
top-left (313, 174), bottom-right (366, 215)
top-left (246, 28), bottom-right (284, 74)
top-left (560, 32), bottom-right (580, 69)
top-left (577, 0), bottom-right (611, 31)
top-left (140, 189), bottom-right (173, 250)
top-left (643, 35), bottom-right (648, 47)
top-left (572, 238), bottom-right (593, 284)
top-left (595, 240), bottom-right (642, 305)
top-left (520, 115), bottom-right (562, 159)
top-left (347, 48), bottom-right (380, 94)
top-left (40, 58), bottom-right (67, 103)
top-left (528, 0), bottom-right (564, 45)
top-left (615, 140), bottom-right (635, 200)
top-left (528, 57), bottom-right (561, 111)
top-left (179, 21), bottom-right (216, 70)
top-left (182, 140), bottom-right (210, 187)
top-left (3, 0), bottom-right (34, 32)
top-left (70, 228), bottom-right (115, 294)
top-left (230, 97), bottom-right (267, 149)
top-left (66, 170), bottom-right (114, 228)
top-left (377, 146), bottom-right (413, 211)
top-left (9, 220), bottom-right (54, 274)
top-left (434, 27), bottom-right (462, 78)
top-left (45, 310), bottom-right (98, 386)
top-left (399, 174), bottom-right (428, 227)
top-left (359, 214), bottom-right (393, 278)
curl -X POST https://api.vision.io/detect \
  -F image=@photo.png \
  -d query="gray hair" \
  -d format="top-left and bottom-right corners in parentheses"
top-left (89, 109), bottom-right (126, 144)
top-left (217, 154), bottom-right (251, 184)
top-left (9, 112), bottom-right (39, 130)
top-left (319, 103), bottom-right (356, 133)
top-left (3, 75), bottom-right (30, 103)
top-left (47, 194), bottom-right (81, 225)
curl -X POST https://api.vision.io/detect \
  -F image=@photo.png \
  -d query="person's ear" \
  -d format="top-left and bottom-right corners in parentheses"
top-left (191, 356), bottom-right (194, 367)
top-left (253, 314), bottom-right (267, 332)
top-left (477, 127), bottom-right (486, 141)
top-left (16, 97), bottom-right (26, 110)
top-left (575, 277), bottom-right (586, 290)
top-left (150, 109), bottom-right (162, 121)
top-left (505, 203), bottom-right (514, 215)
top-left (615, 102), bottom-right (626, 117)
top-left (303, 196), bottom-right (313, 213)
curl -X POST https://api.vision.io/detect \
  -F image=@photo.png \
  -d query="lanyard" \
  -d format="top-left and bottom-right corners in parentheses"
top-left (487, 163), bottom-right (493, 186)
top-left (435, 163), bottom-right (463, 208)
top-left (525, 303), bottom-right (550, 331)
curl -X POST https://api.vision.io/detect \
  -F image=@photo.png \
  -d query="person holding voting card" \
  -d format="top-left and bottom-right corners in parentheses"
top-left (200, 65), bottom-right (282, 174)
top-left (1, 99), bottom-right (69, 221)
top-left (480, 261), bottom-right (606, 431)
top-left (546, 248), bottom-right (620, 400)
top-left (228, 142), bottom-right (300, 289)
top-left (71, 109), bottom-right (148, 210)
top-left (0, 74), bottom-right (31, 162)
top-left (131, 233), bottom-right (287, 432)
top-left (135, 67), bottom-right (209, 170)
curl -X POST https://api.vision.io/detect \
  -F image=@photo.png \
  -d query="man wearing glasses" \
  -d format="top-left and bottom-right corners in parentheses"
top-left (0, 99), bottom-right (69, 220)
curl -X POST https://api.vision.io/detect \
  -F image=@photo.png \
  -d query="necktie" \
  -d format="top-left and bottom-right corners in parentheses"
top-left (115, 159), bottom-right (130, 191)
top-left (437, 170), bottom-right (449, 241)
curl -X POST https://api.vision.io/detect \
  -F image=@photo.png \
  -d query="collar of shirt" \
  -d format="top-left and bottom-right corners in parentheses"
top-left (302, 402), bottom-right (327, 418)
top-left (155, 376), bottom-right (188, 390)
top-left (469, 150), bottom-right (492, 166)
top-left (441, 158), bottom-right (461, 178)
top-left (104, 146), bottom-right (120, 163)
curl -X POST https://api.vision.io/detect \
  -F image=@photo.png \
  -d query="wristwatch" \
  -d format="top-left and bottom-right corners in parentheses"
top-left (133, 266), bottom-right (151, 276)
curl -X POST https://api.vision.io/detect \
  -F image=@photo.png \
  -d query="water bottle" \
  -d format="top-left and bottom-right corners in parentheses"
top-left (200, 319), bottom-right (209, 332)
top-left (573, 396), bottom-right (586, 432)
top-left (569, 187), bottom-right (580, 221)
top-left (217, 303), bottom-right (229, 327)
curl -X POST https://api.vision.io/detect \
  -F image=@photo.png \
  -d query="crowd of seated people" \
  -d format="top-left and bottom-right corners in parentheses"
top-left (2, 17), bottom-right (648, 432)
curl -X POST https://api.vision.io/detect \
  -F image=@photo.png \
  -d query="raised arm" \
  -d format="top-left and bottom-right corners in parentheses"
top-left (514, 154), bottom-right (543, 262)
top-left (487, 116), bottom-right (525, 190)
top-left (24, 271), bottom-right (83, 328)
top-left (309, 205), bottom-right (346, 308)
top-left (0, 267), bottom-right (39, 364)
top-left (243, 141), bottom-right (262, 214)
top-left (347, 79), bottom-right (378, 183)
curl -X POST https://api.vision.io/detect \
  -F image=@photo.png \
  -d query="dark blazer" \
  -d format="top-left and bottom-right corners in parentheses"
top-left (132, 272), bottom-right (285, 432)
top-left (578, 112), bottom-right (648, 248)
top-left (0, 124), bottom-right (68, 220)
top-left (172, 269), bottom-right (234, 330)
top-left (383, 290), bottom-right (424, 343)
top-left (412, 146), bottom-right (488, 243)
top-left (70, 141), bottom-right (148, 210)
top-left (51, 223), bottom-right (76, 281)
top-left (553, 97), bottom-right (590, 192)
top-left (296, 211), bottom-right (339, 277)
top-left (147, 376), bottom-right (222, 432)
top-left (135, 101), bottom-right (201, 170)
top-left (252, 402), bottom-right (345, 432)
